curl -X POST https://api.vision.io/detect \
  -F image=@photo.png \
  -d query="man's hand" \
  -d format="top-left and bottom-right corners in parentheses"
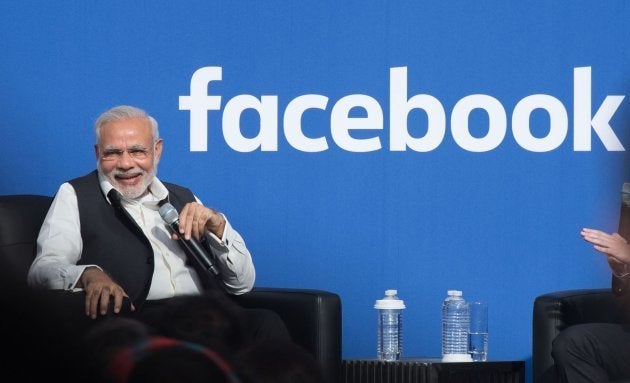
top-left (78, 267), bottom-right (135, 319)
top-left (176, 202), bottom-right (226, 241)
top-left (581, 228), bottom-right (630, 276)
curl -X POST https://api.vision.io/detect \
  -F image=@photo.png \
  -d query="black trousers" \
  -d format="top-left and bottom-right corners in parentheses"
top-left (37, 290), bottom-right (291, 347)
top-left (19, 289), bottom-right (291, 381)
top-left (552, 323), bottom-right (630, 383)
top-left (138, 297), bottom-right (292, 344)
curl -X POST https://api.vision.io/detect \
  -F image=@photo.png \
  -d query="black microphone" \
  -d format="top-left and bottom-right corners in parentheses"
top-left (159, 202), bottom-right (220, 276)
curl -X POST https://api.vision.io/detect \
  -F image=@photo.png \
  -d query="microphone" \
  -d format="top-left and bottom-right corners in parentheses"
top-left (159, 202), bottom-right (220, 276)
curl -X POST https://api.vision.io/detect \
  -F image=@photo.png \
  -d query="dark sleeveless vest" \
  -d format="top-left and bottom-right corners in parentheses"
top-left (69, 170), bottom-right (195, 308)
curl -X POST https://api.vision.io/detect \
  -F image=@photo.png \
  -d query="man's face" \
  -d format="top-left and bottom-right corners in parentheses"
top-left (95, 117), bottom-right (163, 199)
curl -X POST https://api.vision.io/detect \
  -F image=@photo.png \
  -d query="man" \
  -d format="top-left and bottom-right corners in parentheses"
top-left (550, 227), bottom-right (630, 382)
top-left (27, 105), bottom-right (288, 344)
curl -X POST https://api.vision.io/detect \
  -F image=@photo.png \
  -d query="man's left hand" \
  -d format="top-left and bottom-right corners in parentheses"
top-left (175, 202), bottom-right (226, 241)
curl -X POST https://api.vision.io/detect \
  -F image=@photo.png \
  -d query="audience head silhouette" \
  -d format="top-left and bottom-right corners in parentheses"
top-left (82, 317), bottom-right (151, 382)
top-left (109, 336), bottom-right (242, 383)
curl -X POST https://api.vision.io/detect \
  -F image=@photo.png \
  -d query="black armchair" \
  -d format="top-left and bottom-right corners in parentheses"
top-left (234, 287), bottom-right (342, 383)
top-left (0, 194), bottom-right (342, 383)
top-left (0, 194), bottom-right (53, 286)
top-left (532, 288), bottom-right (625, 383)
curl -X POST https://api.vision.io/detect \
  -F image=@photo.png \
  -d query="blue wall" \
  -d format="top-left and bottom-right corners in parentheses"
top-left (2, 2), bottom-right (630, 381)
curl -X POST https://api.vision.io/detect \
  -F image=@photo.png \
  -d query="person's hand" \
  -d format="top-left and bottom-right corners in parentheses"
top-left (175, 202), bottom-right (226, 241)
top-left (79, 267), bottom-right (135, 319)
top-left (581, 228), bottom-right (630, 276)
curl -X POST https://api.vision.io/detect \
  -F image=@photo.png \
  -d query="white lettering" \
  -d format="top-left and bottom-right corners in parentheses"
top-left (222, 95), bottom-right (278, 152)
top-left (331, 95), bottom-right (383, 152)
top-left (180, 66), bottom-right (625, 153)
top-left (574, 67), bottom-right (625, 151)
top-left (390, 67), bottom-right (446, 152)
top-left (178, 67), bottom-right (222, 152)
top-left (451, 95), bottom-right (506, 152)
top-left (284, 95), bottom-right (329, 152)
top-left (512, 95), bottom-right (568, 152)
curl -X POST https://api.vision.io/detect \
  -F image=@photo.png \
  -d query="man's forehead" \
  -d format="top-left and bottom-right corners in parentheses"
top-left (100, 118), bottom-right (152, 139)
top-left (102, 116), bottom-right (150, 129)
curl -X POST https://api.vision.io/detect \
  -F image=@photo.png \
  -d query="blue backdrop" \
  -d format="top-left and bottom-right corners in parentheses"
top-left (2, 2), bottom-right (630, 381)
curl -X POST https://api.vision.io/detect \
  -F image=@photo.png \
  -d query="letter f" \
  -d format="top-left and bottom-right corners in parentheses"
top-left (179, 67), bottom-right (223, 151)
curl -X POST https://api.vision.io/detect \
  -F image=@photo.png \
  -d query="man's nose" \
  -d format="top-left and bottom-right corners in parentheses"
top-left (117, 150), bottom-right (135, 168)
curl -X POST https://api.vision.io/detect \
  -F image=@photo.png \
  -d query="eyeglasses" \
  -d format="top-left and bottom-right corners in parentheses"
top-left (100, 145), bottom-right (153, 161)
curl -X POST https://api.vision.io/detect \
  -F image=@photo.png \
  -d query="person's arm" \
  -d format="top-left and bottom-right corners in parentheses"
top-left (27, 183), bottom-right (98, 290)
top-left (27, 183), bottom-right (135, 317)
top-left (580, 228), bottom-right (630, 296)
top-left (177, 198), bottom-right (256, 295)
top-left (203, 215), bottom-right (255, 294)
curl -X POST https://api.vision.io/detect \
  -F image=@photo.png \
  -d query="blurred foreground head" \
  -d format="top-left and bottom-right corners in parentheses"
top-left (109, 336), bottom-right (242, 383)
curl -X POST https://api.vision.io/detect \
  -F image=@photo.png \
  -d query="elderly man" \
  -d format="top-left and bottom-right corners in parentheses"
top-left (27, 105), bottom-right (288, 344)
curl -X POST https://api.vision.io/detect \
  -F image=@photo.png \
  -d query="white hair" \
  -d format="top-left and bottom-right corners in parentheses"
top-left (94, 105), bottom-right (159, 143)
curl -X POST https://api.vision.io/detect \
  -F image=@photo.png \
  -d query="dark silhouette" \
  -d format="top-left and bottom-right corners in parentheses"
top-left (109, 336), bottom-right (242, 383)
top-left (235, 339), bottom-right (325, 383)
top-left (82, 317), bottom-right (151, 382)
top-left (150, 291), bottom-right (248, 359)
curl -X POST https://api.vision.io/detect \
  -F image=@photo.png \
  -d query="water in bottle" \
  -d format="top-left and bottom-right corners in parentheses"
top-left (374, 289), bottom-right (405, 361)
top-left (441, 290), bottom-right (472, 362)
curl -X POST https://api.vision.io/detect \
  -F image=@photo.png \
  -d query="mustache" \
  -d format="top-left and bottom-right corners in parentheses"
top-left (111, 169), bottom-right (145, 178)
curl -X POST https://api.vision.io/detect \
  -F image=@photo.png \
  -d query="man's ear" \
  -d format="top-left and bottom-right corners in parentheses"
top-left (94, 144), bottom-right (100, 160)
top-left (154, 139), bottom-right (163, 162)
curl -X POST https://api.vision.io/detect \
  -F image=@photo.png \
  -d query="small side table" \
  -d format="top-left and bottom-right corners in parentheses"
top-left (341, 357), bottom-right (525, 383)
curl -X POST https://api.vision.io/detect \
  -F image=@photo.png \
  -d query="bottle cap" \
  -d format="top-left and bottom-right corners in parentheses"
top-left (374, 289), bottom-right (406, 309)
top-left (447, 290), bottom-right (463, 296)
top-left (442, 353), bottom-right (473, 362)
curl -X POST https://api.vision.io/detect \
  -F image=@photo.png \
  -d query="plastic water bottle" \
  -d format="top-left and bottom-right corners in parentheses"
top-left (375, 289), bottom-right (405, 361)
top-left (441, 290), bottom-right (472, 362)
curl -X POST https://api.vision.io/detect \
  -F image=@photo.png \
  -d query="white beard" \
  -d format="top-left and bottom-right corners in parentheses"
top-left (98, 160), bottom-right (158, 200)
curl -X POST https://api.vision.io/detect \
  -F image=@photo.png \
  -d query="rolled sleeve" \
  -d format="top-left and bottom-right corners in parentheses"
top-left (204, 215), bottom-right (255, 294)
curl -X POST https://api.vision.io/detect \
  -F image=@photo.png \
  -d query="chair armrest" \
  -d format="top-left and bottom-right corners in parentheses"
top-left (532, 288), bottom-right (623, 383)
top-left (233, 287), bottom-right (342, 383)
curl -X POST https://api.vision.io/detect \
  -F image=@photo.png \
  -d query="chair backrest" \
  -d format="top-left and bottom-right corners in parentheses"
top-left (0, 194), bottom-right (53, 285)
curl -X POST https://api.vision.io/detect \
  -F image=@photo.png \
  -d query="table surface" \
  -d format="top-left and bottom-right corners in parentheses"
top-left (341, 357), bottom-right (525, 383)
top-left (345, 356), bottom-right (521, 363)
